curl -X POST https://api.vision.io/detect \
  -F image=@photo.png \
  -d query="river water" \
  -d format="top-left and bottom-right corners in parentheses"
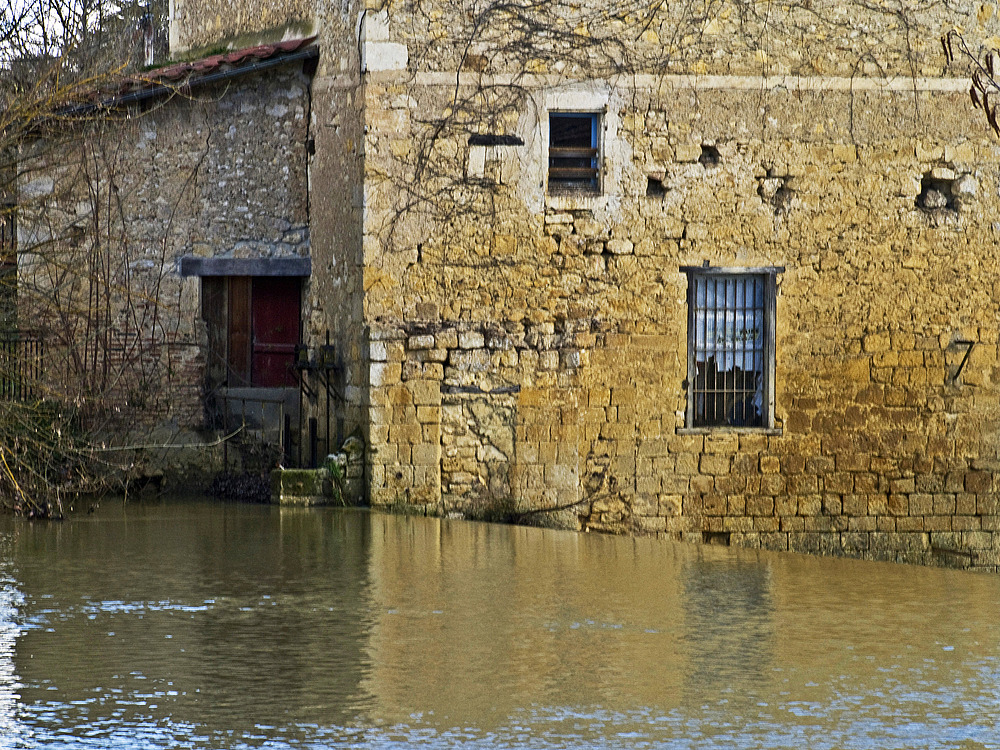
top-left (0, 499), bottom-right (998, 749)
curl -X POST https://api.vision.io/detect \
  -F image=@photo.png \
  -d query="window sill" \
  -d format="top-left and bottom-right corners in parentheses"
top-left (675, 426), bottom-right (783, 436)
top-left (546, 192), bottom-right (604, 211)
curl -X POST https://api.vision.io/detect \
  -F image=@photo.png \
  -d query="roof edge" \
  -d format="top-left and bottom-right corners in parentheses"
top-left (54, 37), bottom-right (318, 118)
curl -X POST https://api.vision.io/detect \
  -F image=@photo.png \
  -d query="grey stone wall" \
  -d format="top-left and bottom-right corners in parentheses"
top-left (18, 63), bottom-right (312, 480)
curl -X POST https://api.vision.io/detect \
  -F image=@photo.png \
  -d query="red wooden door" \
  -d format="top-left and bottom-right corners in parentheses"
top-left (251, 277), bottom-right (300, 387)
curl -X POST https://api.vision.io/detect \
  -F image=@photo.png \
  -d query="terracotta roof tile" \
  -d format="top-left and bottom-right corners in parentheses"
top-left (138, 36), bottom-right (316, 86)
top-left (55, 36), bottom-right (317, 116)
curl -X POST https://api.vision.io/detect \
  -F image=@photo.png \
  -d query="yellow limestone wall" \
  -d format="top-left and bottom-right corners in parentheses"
top-left (172, 0), bottom-right (1000, 568)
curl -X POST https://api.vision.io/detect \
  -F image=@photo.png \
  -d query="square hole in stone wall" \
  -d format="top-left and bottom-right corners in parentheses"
top-left (646, 176), bottom-right (667, 197)
top-left (916, 173), bottom-right (956, 211)
top-left (699, 144), bottom-right (721, 167)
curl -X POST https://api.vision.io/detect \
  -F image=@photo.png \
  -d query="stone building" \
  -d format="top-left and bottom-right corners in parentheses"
top-left (16, 39), bottom-right (317, 474)
top-left (19, 0), bottom-right (1000, 568)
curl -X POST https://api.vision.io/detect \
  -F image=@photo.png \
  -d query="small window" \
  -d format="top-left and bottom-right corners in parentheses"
top-left (1, 206), bottom-right (15, 331)
top-left (0, 205), bottom-right (14, 269)
top-left (548, 112), bottom-right (600, 195)
top-left (682, 266), bottom-right (781, 430)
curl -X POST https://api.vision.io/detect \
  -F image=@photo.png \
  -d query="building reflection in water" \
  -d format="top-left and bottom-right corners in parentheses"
top-left (4, 503), bottom-right (376, 743)
top-left (0, 550), bottom-right (26, 743)
top-left (1, 505), bottom-right (998, 747)
top-left (679, 548), bottom-right (775, 707)
top-left (360, 515), bottom-right (693, 729)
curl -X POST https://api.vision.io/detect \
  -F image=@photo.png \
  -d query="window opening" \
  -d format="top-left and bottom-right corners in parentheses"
top-left (646, 176), bottom-right (667, 197)
top-left (699, 144), bottom-right (721, 167)
top-left (682, 266), bottom-right (780, 429)
top-left (916, 172), bottom-right (956, 212)
top-left (203, 276), bottom-right (302, 389)
top-left (1, 206), bottom-right (15, 332)
top-left (548, 112), bottom-right (600, 194)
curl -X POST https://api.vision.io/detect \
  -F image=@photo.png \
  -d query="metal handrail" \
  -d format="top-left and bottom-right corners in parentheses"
top-left (213, 389), bottom-right (289, 470)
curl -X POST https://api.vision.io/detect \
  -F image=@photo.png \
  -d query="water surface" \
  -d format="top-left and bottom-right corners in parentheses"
top-left (0, 500), bottom-right (998, 748)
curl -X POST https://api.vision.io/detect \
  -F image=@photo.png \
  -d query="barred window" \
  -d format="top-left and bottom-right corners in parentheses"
top-left (682, 266), bottom-right (781, 430)
top-left (548, 112), bottom-right (600, 195)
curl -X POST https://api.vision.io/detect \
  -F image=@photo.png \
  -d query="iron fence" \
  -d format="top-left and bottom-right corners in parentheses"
top-left (0, 334), bottom-right (43, 401)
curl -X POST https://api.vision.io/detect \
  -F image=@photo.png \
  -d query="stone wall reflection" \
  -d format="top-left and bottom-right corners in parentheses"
top-left (4, 504), bottom-right (376, 741)
top-left (0, 559), bottom-right (26, 743)
top-left (362, 515), bottom-right (692, 727)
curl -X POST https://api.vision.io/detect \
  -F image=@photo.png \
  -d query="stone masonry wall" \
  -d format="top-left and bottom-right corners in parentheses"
top-left (356, 0), bottom-right (1000, 571)
top-left (166, 0), bottom-right (1000, 568)
top-left (299, 0), bottom-right (369, 458)
top-left (168, 0), bottom-right (314, 55)
top-left (18, 65), bottom-right (311, 479)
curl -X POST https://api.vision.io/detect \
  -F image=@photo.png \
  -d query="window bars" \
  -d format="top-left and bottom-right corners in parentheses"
top-left (548, 113), bottom-right (600, 194)
top-left (682, 267), bottom-right (780, 429)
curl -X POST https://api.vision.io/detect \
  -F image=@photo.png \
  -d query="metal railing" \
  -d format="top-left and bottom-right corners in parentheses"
top-left (0, 334), bottom-right (43, 401)
top-left (214, 390), bottom-right (291, 471)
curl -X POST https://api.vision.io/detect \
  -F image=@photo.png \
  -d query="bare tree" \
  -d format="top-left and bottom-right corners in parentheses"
top-left (943, 30), bottom-right (1000, 137)
top-left (1, 0), bottom-right (169, 516)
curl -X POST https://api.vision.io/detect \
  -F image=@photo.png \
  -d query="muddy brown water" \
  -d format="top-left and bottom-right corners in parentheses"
top-left (0, 499), bottom-right (998, 748)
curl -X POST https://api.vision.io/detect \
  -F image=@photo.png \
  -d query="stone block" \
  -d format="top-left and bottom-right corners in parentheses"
top-left (435, 329), bottom-right (459, 349)
top-left (842, 533), bottom-right (869, 552)
top-left (674, 452), bottom-right (699, 474)
top-left (389, 423), bottom-right (422, 444)
top-left (636, 516), bottom-right (667, 533)
top-left (753, 516), bottom-right (780, 532)
top-left (723, 516), bottom-right (754, 532)
top-left (956, 493), bottom-right (977, 515)
top-left (896, 516), bottom-right (925, 532)
top-left (699, 454), bottom-right (730, 475)
top-left (781, 455), bottom-right (805, 474)
top-left (781, 516), bottom-right (805, 532)
top-left (459, 330), bottom-right (485, 349)
top-left (952, 516), bottom-right (981, 531)
top-left (370, 362), bottom-right (402, 387)
top-left (703, 494), bottom-right (726, 516)
top-left (788, 532), bottom-right (839, 555)
top-left (797, 496), bottom-right (822, 516)
top-left (824, 472), bottom-right (854, 493)
top-left (705, 433), bottom-right (739, 454)
top-left (876, 516), bottom-right (896, 532)
top-left (674, 143), bottom-right (701, 162)
top-left (408, 334), bottom-right (435, 350)
top-left (659, 495), bottom-right (682, 516)
top-left (411, 442), bottom-right (439, 466)
top-left (848, 516), bottom-right (877, 532)
top-left (909, 493), bottom-right (933, 515)
top-left (775, 495), bottom-right (797, 515)
top-left (842, 494), bottom-right (867, 515)
top-left (787, 474), bottom-right (818, 494)
top-left (924, 515), bottom-right (952, 531)
top-left (933, 494), bottom-right (956, 515)
top-left (759, 474), bottom-right (785, 495)
top-left (409, 379), bottom-right (441, 406)
top-left (449, 348), bottom-right (491, 371)
top-left (966, 471), bottom-right (992, 493)
top-left (863, 332), bottom-right (890, 352)
top-left (962, 531), bottom-right (994, 549)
